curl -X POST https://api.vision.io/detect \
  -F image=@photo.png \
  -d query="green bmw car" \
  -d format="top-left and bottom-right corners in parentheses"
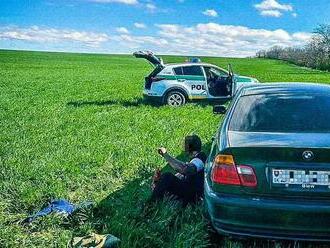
top-left (205, 83), bottom-right (330, 241)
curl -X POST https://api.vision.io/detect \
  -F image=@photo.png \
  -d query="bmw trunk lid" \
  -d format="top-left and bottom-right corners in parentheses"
top-left (228, 131), bottom-right (330, 199)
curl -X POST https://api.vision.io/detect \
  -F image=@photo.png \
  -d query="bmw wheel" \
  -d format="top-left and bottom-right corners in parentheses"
top-left (165, 91), bottom-right (186, 107)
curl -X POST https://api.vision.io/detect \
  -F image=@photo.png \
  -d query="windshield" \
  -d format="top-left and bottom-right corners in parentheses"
top-left (209, 67), bottom-right (227, 77)
top-left (229, 94), bottom-right (330, 133)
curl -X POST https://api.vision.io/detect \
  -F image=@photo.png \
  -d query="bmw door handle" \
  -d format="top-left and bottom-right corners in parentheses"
top-left (178, 79), bottom-right (186, 82)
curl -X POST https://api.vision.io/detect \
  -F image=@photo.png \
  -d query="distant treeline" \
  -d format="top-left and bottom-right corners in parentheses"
top-left (256, 24), bottom-right (330, 71)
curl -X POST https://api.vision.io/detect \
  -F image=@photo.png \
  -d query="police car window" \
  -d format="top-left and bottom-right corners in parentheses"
top-left (182, 66), bottom-right (204, 76)
top-left (161, 67), bottom-right (174, 75)
top-left (173, 67), bottom-right (183, 75)
top-left (210, 67), bottom-right (227, 76)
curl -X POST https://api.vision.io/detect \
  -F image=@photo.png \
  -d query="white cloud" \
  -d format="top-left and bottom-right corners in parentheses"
top-left (146, 3), bottom-right (156, 11)
top-left (255, 0), bottom-right (293, 11)
top-left (116, 34), bottom-right (168, 47)
top-left (110, 23), bottom-right (311, 57)
top-left (86, 0), bottom-right (138, 4)
top-left (0, 26), bottom-right (109, 47)
top-left (116, 27), bottom-right (129, 34)
top-left (292, 32), bottom-right (312, 41)
top-left (134, 22), bottom-right (146, 29)
top-left (202, 9), bottom-right (218, 17)
top-left (0, 23), bottom-right (312, 57)
top-left (153, 23), bottom-right (310, 57)
top-left (292, 12), bottom-right (298, 18)
top-left (255, 0), bottom-right (293, 17)
top-left (260, 10), bottom-right (282, 17)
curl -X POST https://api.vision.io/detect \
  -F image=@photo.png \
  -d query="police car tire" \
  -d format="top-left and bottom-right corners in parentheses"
top-left (164, 90), bottom-right (186, 106)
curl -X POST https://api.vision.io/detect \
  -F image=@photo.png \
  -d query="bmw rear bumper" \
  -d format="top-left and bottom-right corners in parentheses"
top-left (211, 220), bottom-right (330, 242)
top-left (205, 182), bottom-right (330, 241)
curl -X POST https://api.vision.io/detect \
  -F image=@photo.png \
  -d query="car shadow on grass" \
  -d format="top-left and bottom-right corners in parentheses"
top-left (67, 98), bottom-right (227, 109)
top-left (67, 98), bottom-right (162, 108)
top-left (69, 142), bottom-right (214, 246)
top-left (67, 143), bottom-right (213, 247)
top-left (71, 166), bottom-right (211, 247)
top-left (67, 139), bottom-right (327, 248)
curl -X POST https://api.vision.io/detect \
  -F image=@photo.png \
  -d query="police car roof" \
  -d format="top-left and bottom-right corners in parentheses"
top-left (165, 62), bottom-right (219, 67)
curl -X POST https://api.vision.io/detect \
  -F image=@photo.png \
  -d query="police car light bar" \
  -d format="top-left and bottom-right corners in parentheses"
top-left (187, 57), bottom-right (201, 63)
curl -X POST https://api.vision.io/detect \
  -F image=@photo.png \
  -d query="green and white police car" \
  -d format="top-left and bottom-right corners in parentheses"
top-left (134, 51), bottom-right (259, 106)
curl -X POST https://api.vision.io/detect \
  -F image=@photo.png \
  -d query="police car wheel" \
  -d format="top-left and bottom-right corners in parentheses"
top-left (165, 91), bottom-right (186, 106)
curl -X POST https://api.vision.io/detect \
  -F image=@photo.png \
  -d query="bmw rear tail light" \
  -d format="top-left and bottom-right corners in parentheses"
top-left (236, 165), bottom-right (257, 187)
top-left (211, 155), bottom-right (240, 185)
top-left (211, 155), bottom-right (257, 187)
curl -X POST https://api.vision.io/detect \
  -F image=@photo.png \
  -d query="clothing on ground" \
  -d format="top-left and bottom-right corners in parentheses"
top-left (22, 199), bottom-right (93, 224)
top-left (69, 233), bottom-right (120, 248)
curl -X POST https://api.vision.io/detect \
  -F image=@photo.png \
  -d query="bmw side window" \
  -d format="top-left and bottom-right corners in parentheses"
top-left (182, 66), bottom-right (203, 76)
top-left (173, 67), bottom-right (183, 75)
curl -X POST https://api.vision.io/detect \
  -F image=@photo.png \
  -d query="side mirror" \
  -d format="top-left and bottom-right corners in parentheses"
top-left (213, 105), bottom-right (227, 115)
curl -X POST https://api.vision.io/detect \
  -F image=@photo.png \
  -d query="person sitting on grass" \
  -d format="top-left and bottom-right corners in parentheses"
top-left (151, 135), bottom-right (207, 205)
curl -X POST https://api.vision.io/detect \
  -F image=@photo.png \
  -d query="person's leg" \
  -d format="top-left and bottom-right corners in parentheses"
top-left (151, 172), bottom-right (187, 201)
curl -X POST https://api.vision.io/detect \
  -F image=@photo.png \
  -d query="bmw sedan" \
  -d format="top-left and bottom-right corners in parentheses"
top-left (204, 83), bottom-right (330, 241)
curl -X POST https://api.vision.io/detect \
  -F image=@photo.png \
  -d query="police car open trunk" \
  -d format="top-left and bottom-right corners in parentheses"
top-left (133, 51), bottom-right (164, 89)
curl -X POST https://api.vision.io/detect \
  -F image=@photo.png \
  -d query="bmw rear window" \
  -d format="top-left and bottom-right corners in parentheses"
top-left (229, 94), bottom-right (330, 132)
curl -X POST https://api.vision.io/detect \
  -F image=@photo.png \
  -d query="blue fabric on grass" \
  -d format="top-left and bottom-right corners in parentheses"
top-left (23, 199), bottom-right (75, 224)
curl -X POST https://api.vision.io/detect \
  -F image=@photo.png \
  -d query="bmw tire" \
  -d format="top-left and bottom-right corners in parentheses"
top-left (164, 90), bottom-right (186, 107)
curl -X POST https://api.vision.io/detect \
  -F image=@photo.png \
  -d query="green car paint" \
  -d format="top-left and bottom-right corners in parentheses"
top-left (157, 74), bottom-right (206, 81)
top-left (205, 83), bottom-right (330, 241)
top-left (235, 75), bottom-right (257, 83)
top-left (158, 74), bottom-right (255, 83)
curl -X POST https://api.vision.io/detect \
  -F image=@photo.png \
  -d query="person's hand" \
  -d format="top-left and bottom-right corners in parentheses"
top-left (175, 173), bottom-right (184, 180)
top-left (157, 147), bottom-right (167, 156)
top-left (151, 169), bottom-right (161, 190)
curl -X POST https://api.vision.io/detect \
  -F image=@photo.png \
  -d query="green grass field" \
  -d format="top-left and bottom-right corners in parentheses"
top-left (1, 50), bottom-right (330, 248)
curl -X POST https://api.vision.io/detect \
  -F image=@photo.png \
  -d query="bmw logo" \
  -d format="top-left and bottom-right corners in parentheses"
top-left (302, 151), bottom-right (314, 161)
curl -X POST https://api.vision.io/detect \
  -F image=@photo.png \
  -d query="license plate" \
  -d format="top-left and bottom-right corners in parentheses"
top-left (272, 169), bottom-right (330, 186)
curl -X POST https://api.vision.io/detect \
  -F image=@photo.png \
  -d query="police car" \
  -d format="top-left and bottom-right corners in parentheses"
top-left (134, 51), bottom-right (259, 106)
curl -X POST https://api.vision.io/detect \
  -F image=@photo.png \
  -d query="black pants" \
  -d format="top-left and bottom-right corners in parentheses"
top-left (151, 172), bottom-right (198, 204)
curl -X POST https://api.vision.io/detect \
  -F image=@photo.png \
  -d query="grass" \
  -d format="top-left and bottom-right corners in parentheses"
top-left (1, 49), bottom-right (330, 248)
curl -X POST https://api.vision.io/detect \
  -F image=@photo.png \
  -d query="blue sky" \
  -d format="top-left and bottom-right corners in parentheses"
top-left (0, 0), bottom-right (329, 57)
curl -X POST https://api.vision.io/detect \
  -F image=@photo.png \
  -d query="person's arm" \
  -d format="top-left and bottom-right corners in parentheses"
top-left (158, 147), bottom-right (197, 176)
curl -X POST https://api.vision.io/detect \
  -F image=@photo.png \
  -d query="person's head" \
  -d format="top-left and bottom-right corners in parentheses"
top-left (184, 135), bottom-right (202, 155)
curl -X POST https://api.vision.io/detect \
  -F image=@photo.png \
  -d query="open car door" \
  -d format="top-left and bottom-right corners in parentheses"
top-left (205, 64), bottom-right (235, 97)
top-left (226, 64), bottom-right (235, 96)
top-left (133, 51), bottom-right (164, 68)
